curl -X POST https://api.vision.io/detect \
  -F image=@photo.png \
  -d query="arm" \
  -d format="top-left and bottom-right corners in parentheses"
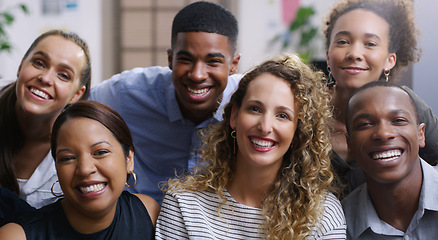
top-left (134, 193), bottom-right (160, 226)
top-left (155, 191), bottom-right (189, 240)
top-left (402, 86), bottom-right (438, 164)
top-left (0, 223), bottom-right (26, 240)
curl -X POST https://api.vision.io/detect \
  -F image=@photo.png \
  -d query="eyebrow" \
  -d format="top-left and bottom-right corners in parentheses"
top-left (33, 51), bottom-right (76, 74)
top-left (56, 141), bottom-right (111, 155)
top-left (248, 100), bottom-right (295, 114)
top-left (333, 31), bottom-right (382, 41)
top-left (176, 50), bottom-right (225, 59)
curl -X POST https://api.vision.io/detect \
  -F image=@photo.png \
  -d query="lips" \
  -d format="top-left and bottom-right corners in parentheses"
top-left (342, 66), bottom-right (368, 74)
top-left (29, 87), bottom-right (52, 100)
top-left (370, 149), bottom-right (402, 162)
top-left (249, 137), bottom-right (277, 152)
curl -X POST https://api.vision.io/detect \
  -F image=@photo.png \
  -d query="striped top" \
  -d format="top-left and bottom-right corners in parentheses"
top-left (156, 189), bottom-right (346, 239)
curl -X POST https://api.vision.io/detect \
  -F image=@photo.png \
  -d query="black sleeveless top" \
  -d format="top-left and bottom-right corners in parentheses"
top-left (15, 191), bottom-right (154, 239)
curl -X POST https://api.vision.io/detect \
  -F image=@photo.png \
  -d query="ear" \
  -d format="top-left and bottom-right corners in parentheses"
top-left (384, 52), bottom-right (397, 70)
top-left (68, 85), bottom-right (86, 104)
top-left (230, 104), bottom-right (238, 129)
top-left (17, 63), bottom-right (23, 78)
top-left (126, 148), bottom-right (134, 173)
top-left (229, 53), bottom-right (241, 75)
top-left (167, 49), bottom-right (173, 70)
top-left (326, 50), bottom-right (330, 68)
top-left (418, 123), bottom-right (426, 148)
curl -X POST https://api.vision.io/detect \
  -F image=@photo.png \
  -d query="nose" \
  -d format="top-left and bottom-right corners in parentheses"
top-left (38, 69), bottom-right (55, 86)
top-left (75, 156), bottom-right (97, 176)
top-left (346, 43), bottom-right (364, 62)
top-left (258, 115), bottom-right (273, 135)
top-left (189, 61), bottom-right (208, 82)
top-left (373, 122), bottom-right (396, 141)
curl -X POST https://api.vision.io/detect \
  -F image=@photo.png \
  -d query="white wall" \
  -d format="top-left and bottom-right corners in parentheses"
top-left (413, 0), bottom-right (438, 114)
top-left (236, 0), bottom-right (335, 73)
top-left (0, 0), bottom-right (103, 86)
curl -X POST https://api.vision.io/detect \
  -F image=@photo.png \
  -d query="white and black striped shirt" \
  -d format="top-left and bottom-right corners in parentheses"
top-left (156, 189), bottom-right (346, 239)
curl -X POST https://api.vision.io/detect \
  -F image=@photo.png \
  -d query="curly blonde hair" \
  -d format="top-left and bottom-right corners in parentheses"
top-left (323, 0), bottom-right (420, 78)
top-left (162, 53), bottom-right (336, 239)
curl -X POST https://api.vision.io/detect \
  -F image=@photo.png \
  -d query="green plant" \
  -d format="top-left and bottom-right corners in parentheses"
top-left (271, 6), bottom-right (317, 63)
top-left (0, 3), bottom-right (29, 53)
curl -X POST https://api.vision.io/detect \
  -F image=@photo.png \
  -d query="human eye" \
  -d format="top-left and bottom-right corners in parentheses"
top-left (176, 56), bottom-right (192, 64)
top-left (92, 149), bottom-right (110, 158)
top-left (57, 72), bottom-right (71, 81)
top-left (56, 154), bottom-right (75, 163)
top-left (277, 112), bottom-right (290, 120)
top-left (32, 59), bottom-right (46, 69)
top-left (247, 105), bottom-right (261, 113)
top-left (393, 117), bottom-right (408, 125)
top-left (354, 120), bottom-right (373, 130)
top-left (365, 41), bottom-right (377, 47)
top-left (207, 58), bottom-right (223, 66)
top-left (335, 39), bottom-right (349, 45)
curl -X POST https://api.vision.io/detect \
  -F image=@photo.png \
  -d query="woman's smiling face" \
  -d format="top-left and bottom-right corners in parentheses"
top-left (327, 9), bottom-right (396, 90)
top-left (230, 73), bottom-right (298, 172)
top-left (54, 117), bottom-right (133, 218)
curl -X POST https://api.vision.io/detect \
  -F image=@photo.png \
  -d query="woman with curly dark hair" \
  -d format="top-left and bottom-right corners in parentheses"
top-left (323, 0), bottom-right (438, 195)
top-left (156, 53), bottom-right (346, 239)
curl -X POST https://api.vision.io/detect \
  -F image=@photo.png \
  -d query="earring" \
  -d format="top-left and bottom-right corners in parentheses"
top-left (231, 130), bottom-right (237, 154)
top-left (326, 66), bottom-right (336, 88)
top-left (125, 171), bottom-right (137, 188)
top-left (384, 69), bottom-right (390, 82)
top-left (51, 180), bottom-right (64, 197)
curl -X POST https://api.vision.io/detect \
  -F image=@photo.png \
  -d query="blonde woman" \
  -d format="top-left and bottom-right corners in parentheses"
top-left (156, 54), bottom-right (346, 239)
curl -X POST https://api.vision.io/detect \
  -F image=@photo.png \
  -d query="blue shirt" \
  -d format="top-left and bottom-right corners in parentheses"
top-left (342, 159), bottom-right (438, 240)
top-left (89, 66), bottom-right (240, 204)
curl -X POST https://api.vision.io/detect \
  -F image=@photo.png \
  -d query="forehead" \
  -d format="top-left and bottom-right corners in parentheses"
top-left (245, 73), bottom-right (294, 101)
top-left (349, 86), bottom-right (416, 120)
top-left (332, 9), bottom-right (390, 38)
top-left (173, 32), bottom-right (233, 55)
top-left (29, 35), bottom-right (85, 65)
top-left (58, 117), bottom-right (113, 142)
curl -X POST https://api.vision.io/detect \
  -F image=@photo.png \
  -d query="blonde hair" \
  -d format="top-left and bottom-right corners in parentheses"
top-left (162, 53), bottom-right (336, 239)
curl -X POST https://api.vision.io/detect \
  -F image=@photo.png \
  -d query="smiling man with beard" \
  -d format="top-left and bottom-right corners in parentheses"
top-left (343, 81), bottom-right (438, 239)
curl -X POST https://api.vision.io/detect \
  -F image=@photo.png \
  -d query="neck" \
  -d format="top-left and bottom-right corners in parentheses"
top-left (61, 199), bottom-right (117, 234)
top-left (14, 104), bottom-right (57, 142)
top-left (366, 160), bottom-right (423, 232)
top-left (178, 94), bottom-right (222, 124)
top-left (227, 156), bottom-right (279, 208)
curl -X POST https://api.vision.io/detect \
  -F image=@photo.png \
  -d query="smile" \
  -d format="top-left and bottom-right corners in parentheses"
top-left (78, 183), bottom-right (106, 194)
top-left (250, 137), bottom-right (275, 149)
top-left (29, 87), bottom-right (51, 100)
top-left (187, 87), bottom-right (210, 97)
top-left (371, 149), bottom-right (402, 161)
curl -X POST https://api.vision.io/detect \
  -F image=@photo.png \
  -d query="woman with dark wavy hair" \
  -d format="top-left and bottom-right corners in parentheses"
top-left (156, 54), bottom-right (346, 239)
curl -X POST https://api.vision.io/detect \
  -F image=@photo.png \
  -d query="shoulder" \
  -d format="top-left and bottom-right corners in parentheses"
top-left (322, 192), bottom-right (345, 221)
top-left (0, 223), bottom-right (26, 240)
top-left (133, 193), bottom-right (160, 226)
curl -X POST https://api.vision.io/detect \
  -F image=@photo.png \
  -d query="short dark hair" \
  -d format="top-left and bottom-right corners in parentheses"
top-left (345, 81), bottom-right (419, 134)
top-left (171, 1), bottom-right (238, 52)
top-left (51, 101), bottom-right (134, 160)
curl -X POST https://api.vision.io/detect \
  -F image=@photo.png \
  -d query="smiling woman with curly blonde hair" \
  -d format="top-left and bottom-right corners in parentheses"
top-left (156, 53), bottom-right (346, 239)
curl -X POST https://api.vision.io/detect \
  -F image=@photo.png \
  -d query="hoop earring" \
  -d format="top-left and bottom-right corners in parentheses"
top-left (326, 66), bottom-right (336, 88)
top-left (51, 180), bottom-right (64, 197)
top-left (125, 171), bottom-right (137, 188)
top-left (384, 69), bottom-right (390, 82)
top-left (231, 130), bottom-right (237, 154)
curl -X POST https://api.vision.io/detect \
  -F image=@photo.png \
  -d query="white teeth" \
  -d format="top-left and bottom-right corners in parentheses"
top-left (30, 88), bottom-right (49, 100)
top-left (187, 87), bottom-right (209, 96)
top-left (372, 149), bottom-right (401, 161)
top-left (250, 138), bottom-right (274, 148)
top-left (79, 183), bottom-right (106, 194)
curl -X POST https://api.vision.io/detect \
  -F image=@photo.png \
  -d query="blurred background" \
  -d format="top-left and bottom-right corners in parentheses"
top-left (1, 0), bottom-right (437, 113)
